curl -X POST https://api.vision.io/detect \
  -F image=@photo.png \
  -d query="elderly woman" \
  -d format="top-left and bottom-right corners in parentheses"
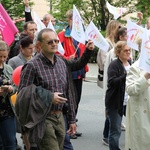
top-left (105, 41), bottom-right (131, 150)
top-left (125, 56), bottom-right (150, 149)
top-left (0, 41), bottom-right (17, 149)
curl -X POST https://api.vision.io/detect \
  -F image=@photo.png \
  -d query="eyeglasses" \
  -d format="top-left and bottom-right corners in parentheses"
top-left (43, 39), bottom-right (59, 45)
top-left (123, 49), bottom-right (131, 53)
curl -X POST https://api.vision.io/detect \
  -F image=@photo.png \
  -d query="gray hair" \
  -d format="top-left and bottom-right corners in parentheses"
top-left (0, 41), bottom-right (9, 51)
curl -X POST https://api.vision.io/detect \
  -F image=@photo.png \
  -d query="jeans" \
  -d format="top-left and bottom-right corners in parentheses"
top-left (123, 105), bottom-right (126, 117)
top-left (0, 116), bottom-right (16, 150)
top-left (103, 117), bottom-right (109, 139)
top-left (0, 135), bottom-right (3, 150)
top-left (107, 109), bottom-right (122, 150)
top-left (63, 116), bottom-right (74, 150)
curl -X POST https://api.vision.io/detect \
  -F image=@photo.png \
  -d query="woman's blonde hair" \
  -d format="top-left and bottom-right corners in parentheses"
top-left (114, 41), bottom-right (127, 57)
top-left (106, 20), bottom-right (121, 44)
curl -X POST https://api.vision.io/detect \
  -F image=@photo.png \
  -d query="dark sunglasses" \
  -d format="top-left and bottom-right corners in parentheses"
top-left (44, 39), bottom-right (59, 45)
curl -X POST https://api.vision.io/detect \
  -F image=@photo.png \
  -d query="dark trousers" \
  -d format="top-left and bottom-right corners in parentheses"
top-left (73, 78), bottom-right (83, 115)
top-left (108, 109), bottom-right (122, 150)
top-left (63, 116), bottom-right (73, 150)
top-left (0, 116), bottom-right (16, 150)
top-left (103, 117), bottom-right (109, 139)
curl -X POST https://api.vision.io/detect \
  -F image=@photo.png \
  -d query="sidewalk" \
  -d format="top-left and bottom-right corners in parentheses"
top-left (85, 63), bottom-right (98, 81)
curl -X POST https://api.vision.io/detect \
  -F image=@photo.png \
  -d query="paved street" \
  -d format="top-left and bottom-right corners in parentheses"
top-left (17, 63), bottom-right (126, 150)
top-left (70, 80), bottom-right (125, 150)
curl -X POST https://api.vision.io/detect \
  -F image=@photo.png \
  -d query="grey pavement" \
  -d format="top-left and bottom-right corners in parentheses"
top-left (70, 80), bottom-right (125, 150)
top-left (85, 63), bottom-right (98, 81)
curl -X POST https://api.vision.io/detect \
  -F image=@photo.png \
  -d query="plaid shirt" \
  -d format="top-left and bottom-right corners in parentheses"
top-left (18, 52), bottom-right (75, 123)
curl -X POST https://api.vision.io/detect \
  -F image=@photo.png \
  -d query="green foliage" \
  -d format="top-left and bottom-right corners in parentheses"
top-left (0, 0), bottom-right (24, 20)
top-left (0, 0), bottom-right (24, 31)
top-left (136, 0), bottom-right (150, 25)
top-left (0, 0), bottom-right (32, 32)
top-left (45, 0), bottom-right (150, 63)
top-left (89, 47), bottom-right (98, 63)
top-left (47, 0), bottom-right (137, 31)
top-left (48, 0), bottom-right (83, 22)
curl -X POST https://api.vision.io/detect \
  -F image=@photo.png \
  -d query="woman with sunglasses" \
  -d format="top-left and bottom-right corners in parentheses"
top-left (105, 41), bottom-right (131, 150)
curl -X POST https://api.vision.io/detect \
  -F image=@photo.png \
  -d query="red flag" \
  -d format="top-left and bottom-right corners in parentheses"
top-left (0, 3), bottom-right (18, 46)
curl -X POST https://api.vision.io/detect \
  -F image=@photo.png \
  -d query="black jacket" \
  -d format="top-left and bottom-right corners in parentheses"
top-left (105, 58), bottom-right (126, 116)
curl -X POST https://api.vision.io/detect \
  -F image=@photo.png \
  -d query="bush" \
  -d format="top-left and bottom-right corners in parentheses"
top-left (89, 47), bottom-right (98, 63)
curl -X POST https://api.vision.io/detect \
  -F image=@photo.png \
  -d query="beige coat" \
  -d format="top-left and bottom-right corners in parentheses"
top-left (125, 61), bottom-right (150, 150)
top-left (96, 38), bottom-right (114, 88)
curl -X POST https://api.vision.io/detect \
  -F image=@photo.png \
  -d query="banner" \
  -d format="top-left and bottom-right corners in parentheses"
top-left (70, 5), bottom-right (86, 44)
top-left (139, 29), bottom-right (150, 73)
top-left (47, 21), bottom-right (64, 55)
top-left (127, 20), bottom-right (144, 51)
top-left (85, 21), bottom-right (109, 52)
top-left (0, 3), bottom-right (18, 46)
top-left (106, 1), bottom-right (127, 20)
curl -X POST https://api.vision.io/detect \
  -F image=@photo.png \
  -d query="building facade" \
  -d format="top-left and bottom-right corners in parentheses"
top-left (32, 0), bottom-right (50, 19)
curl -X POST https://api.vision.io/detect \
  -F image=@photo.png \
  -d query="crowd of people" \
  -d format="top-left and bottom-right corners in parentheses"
top-left (97, 10), bottom-right (150, 150)
top-left (0, 0), bottom-right (94, 150)
top-left (0, 0), bottom-right (150, 150)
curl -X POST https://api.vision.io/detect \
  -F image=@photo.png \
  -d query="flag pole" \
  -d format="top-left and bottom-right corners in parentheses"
top-left (72, 42), bottom-right (81, 56)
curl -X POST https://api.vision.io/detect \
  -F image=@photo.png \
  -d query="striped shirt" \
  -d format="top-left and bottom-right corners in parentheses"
top-left (18, 52), bottom-right (75, 123)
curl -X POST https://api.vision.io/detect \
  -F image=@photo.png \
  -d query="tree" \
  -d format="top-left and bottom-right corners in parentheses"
top-left (0, 0), bottom-right (24, 18)
top-left (48, 0), bottom-right (83, 21)
top-left (47, 0), bottom-right (138, 31)
top-left (0, 0), bottom-right (26, 31)
top-left (136, 0), bottom-right (150, 24)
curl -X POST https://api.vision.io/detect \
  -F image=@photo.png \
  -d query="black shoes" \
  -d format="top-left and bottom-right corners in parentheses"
top-left (16, 144), bottom-right (22, 150)
top-left (70, 131), bottom-right (82, 139)
top-left (102, 138), bottom-right (109, 146)
top-left (70, 134), bottom-right (78, 139)
top-left (75, 131), bottom-right (82, 137)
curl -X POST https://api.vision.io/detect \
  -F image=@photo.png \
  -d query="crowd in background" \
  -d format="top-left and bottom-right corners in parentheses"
top-left (0, 0), bottom-right (150, 150)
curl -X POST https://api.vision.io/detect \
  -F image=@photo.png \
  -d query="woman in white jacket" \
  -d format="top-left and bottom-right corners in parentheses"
top-left (125, 59), bottom-right (150, 150)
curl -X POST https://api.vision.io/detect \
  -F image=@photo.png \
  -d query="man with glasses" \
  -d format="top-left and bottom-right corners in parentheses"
top-left (18, 28), bottom-right (94, 150)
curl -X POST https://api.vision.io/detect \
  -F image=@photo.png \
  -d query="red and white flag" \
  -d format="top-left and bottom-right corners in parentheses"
top-left (85, 21), bottom-right (109, 52)
top-left (139, 29), bottom-right (150, 73)
top-left (127, 20), bottom-right (144, 51)
top-left (0, 3), bottom-right (18, 46)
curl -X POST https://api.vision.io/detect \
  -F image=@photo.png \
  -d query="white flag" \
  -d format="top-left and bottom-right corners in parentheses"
top-left (70, 5), bottom-right (86, 44)
top-left (47, 21), bottom-right (65, 55)
top-left (47, 20), bottom-right (55, 31)
top-left (127, 20), bottom-right (144, 51)
top-left (106, 1), bottom-right (127, 20)
top-left (33, 11), bottom-right (46, 32)
top-left (85, 21), bottom-right (109, 52)
top-left (139, 29), bottom-right (150, 73)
